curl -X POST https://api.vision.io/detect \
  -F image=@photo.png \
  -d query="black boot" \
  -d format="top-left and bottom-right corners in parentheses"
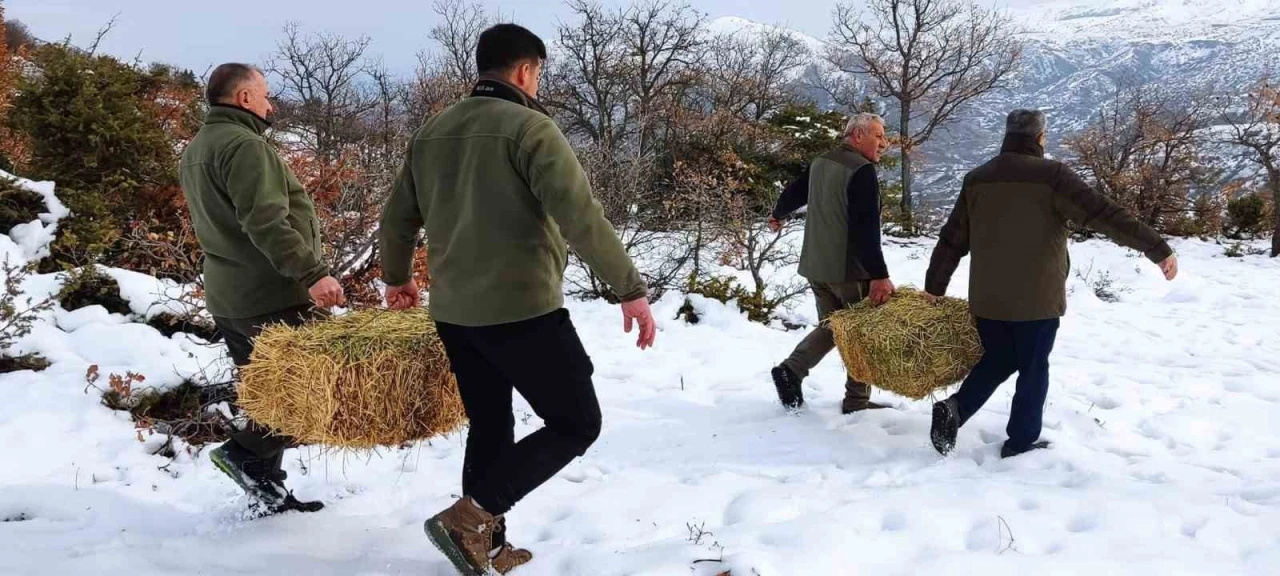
top-left (931, 398), bottom-right (960, 455)
top-left (209, 442), bottom-right (324, 517)
top-left (1001, 440), bottom-right (1050, 459)
top-left (771, 365), bottom-right (804, 410)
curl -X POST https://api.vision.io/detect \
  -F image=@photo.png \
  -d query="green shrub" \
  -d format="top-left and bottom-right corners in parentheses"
top-left (684, 276), bottom-right (778, 324)
top-left (0, 353), bottom-right (50, 373)
top-left (0, 178), bottom-right (45, 233)
top-left (58, 266), bottom-right (131, 315)
top-left (1227, 193), bottom-right (1269, 238)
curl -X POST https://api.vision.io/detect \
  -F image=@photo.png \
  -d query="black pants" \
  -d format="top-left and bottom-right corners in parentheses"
top-left (213, 304), bottom-right (326, 465)
top-left (436, 309), bottom-right (601, 516)
top-left (953, 317), bottom-right (1060, 450)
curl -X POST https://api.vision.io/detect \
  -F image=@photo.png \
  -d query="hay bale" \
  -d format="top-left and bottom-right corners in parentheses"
top-left (238, 308), bottom-right (466, 449)
top-left (827, 287), bottom-right (983, 400)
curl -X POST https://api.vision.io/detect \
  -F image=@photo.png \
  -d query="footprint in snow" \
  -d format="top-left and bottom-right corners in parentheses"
top-left (880, 511), bottom-right (908, 532)
top-left (1066, 514), bottom-right (1099, 533)
top-left (1181, 517), bottom-right (1208, 538)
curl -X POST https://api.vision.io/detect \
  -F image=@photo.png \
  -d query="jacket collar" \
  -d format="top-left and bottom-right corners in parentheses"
top-left (470, 76), bottom-right (551, 116)
top-left (206, 103), bottom-right (271, 135)
top-left (1000, 133), bottom-right (1045, 158)
top-left (838, 142), bottom-right (873, 165)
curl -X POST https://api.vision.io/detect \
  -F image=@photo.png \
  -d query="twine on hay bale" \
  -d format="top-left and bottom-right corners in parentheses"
top-left (827, 287), bottom-right (984, 400)
top-left (238, 308), bottom-right (466, 449)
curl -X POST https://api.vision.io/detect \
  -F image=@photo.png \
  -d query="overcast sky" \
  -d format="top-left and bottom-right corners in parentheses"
top-left (9, 0), bottom-right (846, 76)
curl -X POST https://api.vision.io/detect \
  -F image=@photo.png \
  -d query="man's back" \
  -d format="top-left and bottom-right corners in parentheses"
top-left (927, 137), bottom-right (1171, 322)
top-left (180, 105), bottom-right (327, 318)
top-left (381, 92), bottom-right (645, 327)
top-left (961, 151), bottom-right (1074, 320)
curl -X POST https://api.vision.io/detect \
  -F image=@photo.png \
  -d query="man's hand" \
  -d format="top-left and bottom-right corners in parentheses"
top-left (767, 215), bottom-right (783, 233)
top-left (621, 297), bottom-right (657, 350)
top-left (869, 278), bottom-right (895, 306)
top-left (1158, 255), bottom-right (1178, 281)
top-left (385, 280), bottom-right (421, 310)
top-left (309, 276), bottom-right (346, 308)
top-left (924, 292), bottom-right (940, 305)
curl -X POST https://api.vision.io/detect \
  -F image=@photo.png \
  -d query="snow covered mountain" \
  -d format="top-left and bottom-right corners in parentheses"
top-left (711, 0), bottom-right (1280, 199)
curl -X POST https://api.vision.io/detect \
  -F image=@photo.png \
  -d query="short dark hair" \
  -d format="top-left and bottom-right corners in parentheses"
top-left (475, 24), bottom-right (547, 75)
top-left (1006, 109), bottom-right (1047, 137)
top-left (206, 63), bottom-right (263, 104)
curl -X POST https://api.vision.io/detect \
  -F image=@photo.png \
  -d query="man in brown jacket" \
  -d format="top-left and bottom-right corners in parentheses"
top-left (925, 109), bottom-right (1178, 459)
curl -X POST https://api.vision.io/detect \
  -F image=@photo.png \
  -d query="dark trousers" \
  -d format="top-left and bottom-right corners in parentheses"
top-left (213, 304), bottom-right (326, 465)
top-left (435, 309), bottom-right (601, 516)
top-left (954, 317), bottom-right (1060, 450)
top-left (782, 280), bottom-right (873, 404)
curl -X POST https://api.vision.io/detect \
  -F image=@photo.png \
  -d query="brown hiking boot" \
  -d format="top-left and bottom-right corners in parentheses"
top-left (424, 497), bottom-right (496, 575)
top-left (842, 380), bottom-right (890, 414)
top-left (490, 516), bottom-right (532, 574)
top-left (842, 399), bottom-right (891, 414)
top-left (486, 514), bottom-right (532, 573)
top-left (491, 543), bottom-right (532, 574)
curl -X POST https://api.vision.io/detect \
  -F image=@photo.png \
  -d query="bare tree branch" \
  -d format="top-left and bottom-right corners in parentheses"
top-left (826, 0), bottom-right (1022, 229)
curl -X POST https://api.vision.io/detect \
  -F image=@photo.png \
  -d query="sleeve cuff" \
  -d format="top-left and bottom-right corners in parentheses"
top-left (1145, 242), bottom-right (1173, 264)
top-left (617, 285), bottom-right (648, 303)
top-left (301, 264), bottom-right (331, 288)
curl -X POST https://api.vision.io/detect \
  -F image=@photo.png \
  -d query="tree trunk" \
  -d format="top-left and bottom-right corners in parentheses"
top-left (898, 102), bottom-right (914, 234)
top-left (1272, 178), bottom-right (1280, 258)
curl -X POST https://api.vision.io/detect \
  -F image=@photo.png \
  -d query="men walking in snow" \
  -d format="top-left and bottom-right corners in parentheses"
top-left (768, 113), bottom-right (896, 415)
top-left (378, 24), bottom-right (657, 575)
top-left (925, 109), bottom-right (1178, 459)
top-left (180, 63), bottom-right (344, 515)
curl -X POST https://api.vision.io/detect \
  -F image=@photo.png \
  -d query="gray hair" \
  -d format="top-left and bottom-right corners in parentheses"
top-left (843, 112), bottom-right (883, 138)
top-left (1006, 109), bottom-right (1047, 137)
top-left (206, 63), bottom-right (264, 104)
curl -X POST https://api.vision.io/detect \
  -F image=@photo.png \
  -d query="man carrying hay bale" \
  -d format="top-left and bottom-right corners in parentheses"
top-left (378, 24), bottom-right (657, 575)
top-left (924, 109), bottom-right (1178, 459)
top-left (766, 113), bottom-right (896, 415)
top-left (180, 63), bottom-right (346, 516)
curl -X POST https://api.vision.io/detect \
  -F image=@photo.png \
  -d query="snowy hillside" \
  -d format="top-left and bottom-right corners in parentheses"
top-left (711, 0), bottom-right (1280, 199)
top-left (1, 175), bottom-right (1278, 574)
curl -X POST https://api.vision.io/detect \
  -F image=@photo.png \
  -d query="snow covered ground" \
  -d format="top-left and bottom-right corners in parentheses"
top-left (1, 174), bottom-right (1278, 574)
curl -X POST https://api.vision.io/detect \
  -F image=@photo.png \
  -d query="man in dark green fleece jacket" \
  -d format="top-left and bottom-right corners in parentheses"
top-left (180, 63), bottom-right (344, 516)
top-left (925, 109), bottom-right (1178, 459)
top-left (378, 25), bottom-right (656, 576)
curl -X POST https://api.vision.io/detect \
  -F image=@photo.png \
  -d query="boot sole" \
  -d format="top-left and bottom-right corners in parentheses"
top-left (424, 518), bottom-right (496, 576)
top-left (210, 448), bottom-right (302, 515)
top-left (931, 402), bottom-right (958, 455)
top-left (210, 448), bottom-right (254, 493)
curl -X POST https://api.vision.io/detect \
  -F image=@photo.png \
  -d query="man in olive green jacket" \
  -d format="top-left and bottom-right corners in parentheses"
top-left (925, 109), bottom-right (1178, 459)
top-left (180, 63), bottom-right (344, 515)
top-left (378, 24), bottom-right (656, 576)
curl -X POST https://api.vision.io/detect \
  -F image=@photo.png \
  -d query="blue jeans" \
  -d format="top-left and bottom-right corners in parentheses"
top-left (954, 317), bottom-right (1060, 450)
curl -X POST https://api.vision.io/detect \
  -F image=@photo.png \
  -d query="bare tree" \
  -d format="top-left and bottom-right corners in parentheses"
top-left (544, 0), bottom-right (704, 157)
top-left (420, 0), bottom-right (491, 99)
top-left (266, 24), bottom-right (419, 300)
top-left (1217, 80), bottom-right (1280, 256)
top-left (702, 28), bottom-right (810, 124)
top-left (543, 0), bottom-right (634, 150)
top-left (567, 143), bottom-right (691, 302)
top-left (268, 23), bottom-right (377, 161)
top-left (4, 18), bottom-right (37, 52)
top-left (623, 0), bottom-right (706, 157)
top-left (827, 0), bottom-right (1021, 230)
top-left (1066, 85), bottom-right (1220, 235)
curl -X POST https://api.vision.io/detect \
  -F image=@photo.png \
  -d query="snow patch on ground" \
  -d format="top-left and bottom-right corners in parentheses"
top-left (0, 178), bottom-right (1277, 574)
